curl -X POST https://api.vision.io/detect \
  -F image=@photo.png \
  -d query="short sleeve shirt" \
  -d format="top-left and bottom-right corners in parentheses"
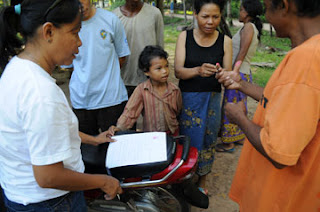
top-left (70, 9), bottom-right (130, 109)
top-left (229, 34), bottom-right (320, 212)
top-left (0, 57), bottom-right (84, 205)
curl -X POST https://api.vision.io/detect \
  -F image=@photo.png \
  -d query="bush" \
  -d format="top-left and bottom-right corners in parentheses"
top-left (109, 0), bottom-right (125, 10)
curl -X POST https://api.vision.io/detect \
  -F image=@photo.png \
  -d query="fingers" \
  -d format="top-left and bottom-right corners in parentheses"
top-left (107, 125), bottom-right (116, 136)
top-left (102, 177), bottom-right (122, 200)
top-left (117, 186), bottom-right (123, 194)
top-left (221, 76), bottom-right (235, 88)
top-left (104, 193), bottom-right (112, 200)
top-left (233, 60), bottom-right (242, 73)
top-left (237, 100), bottom-right (247, 113)
top-left (215, 63), bottom-right (223, 72)
top-left (199, 63), bottom-right (218, 77)
top-left (106, 137), bottom-right (116, 143)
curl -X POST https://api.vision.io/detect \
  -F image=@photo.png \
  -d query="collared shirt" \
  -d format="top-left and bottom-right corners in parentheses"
top-left (117, 79), bottom-right (182, 134)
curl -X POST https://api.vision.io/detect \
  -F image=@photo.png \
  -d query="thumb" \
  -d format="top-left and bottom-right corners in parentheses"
top-left (237, 101), bottom-right (246, 113)
top-left (215, 63), bottom-right (222, 72)
top-left (233, 60), bottom-right (242, 73)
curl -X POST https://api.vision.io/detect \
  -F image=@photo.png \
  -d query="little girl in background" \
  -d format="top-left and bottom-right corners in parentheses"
top-left (116, 45), bottom-right (182, 136)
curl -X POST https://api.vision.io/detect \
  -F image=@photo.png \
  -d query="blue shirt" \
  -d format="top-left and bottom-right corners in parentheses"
top-left (69, 9), bottom-right (130, 109)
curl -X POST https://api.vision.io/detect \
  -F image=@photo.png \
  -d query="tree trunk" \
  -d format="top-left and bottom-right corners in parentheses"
top-left (156, 0), bottom-right (164, 15)
top-left (227, 0), bottom-right (233, 26)
top-left (183, 0), bottom-right (187, 24)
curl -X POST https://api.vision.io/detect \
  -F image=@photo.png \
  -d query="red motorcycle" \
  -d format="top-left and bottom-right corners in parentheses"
top-left (83, 132), bottom-right (209, 212)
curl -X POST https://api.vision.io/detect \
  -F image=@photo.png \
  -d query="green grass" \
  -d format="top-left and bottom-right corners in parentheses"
top-left (175, 10), bottom-right (193, 16)
top-left (164, 16), bottom-right (191, 44)
top-left (222, 26), bottom-right (290, 87)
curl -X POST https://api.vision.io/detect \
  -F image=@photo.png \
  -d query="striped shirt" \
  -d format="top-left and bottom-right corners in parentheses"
top-left (117, 79), bottom-right (182, 134)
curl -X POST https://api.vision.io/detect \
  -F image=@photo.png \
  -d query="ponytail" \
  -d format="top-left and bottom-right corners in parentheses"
top-left (0, 6), bottom-right (24, 70)
top-left (0, 0), bottom-right (81, 71)
top-left (242, 0), bottom-right (263, 41)
top-left (252, 16), bottom-right (263, 41)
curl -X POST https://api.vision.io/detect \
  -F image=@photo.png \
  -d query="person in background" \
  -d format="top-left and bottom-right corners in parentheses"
top-left (216, 0), bottom-right (263, 152)
top-left (70, 0), bottom-right (130, 174)
top-left (116, 45), bottom-right (182, 136)
top-left (0, 0), bottom-right (121, 211)
top-left (113, 0), bottom-right (164, 98)
top-left (216, 0), bottom-right (320, 211)
top-left (174, 0), bottom-right (232, 194)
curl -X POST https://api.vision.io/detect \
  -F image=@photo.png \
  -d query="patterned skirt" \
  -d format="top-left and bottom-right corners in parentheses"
top-left (180, 92), bottom-right (221, 176)
top-left (221, 72), bottom-right (252, 143)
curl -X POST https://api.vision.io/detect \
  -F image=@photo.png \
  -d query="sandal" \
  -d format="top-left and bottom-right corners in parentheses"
top-left (198, 187), bottom-right (209, 195)
top-left (235, 140), bottom-right (244, 145)
top-left (215, 143), bottom-right (235, 153)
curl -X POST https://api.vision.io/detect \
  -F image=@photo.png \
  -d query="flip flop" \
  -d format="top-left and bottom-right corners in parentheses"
top-left (215, 143), bottom-right (235, 153)
top-left (235, 140), bottom-right (244, 146)
top-left (198, 187), bottom-right (209, 195)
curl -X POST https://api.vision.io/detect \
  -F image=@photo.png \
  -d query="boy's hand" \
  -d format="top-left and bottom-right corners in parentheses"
top-left (94, 126), bottom-right (119, 145)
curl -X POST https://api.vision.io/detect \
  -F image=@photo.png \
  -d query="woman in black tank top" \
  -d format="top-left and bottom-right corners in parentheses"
top-left (174, 0), bottom-right (232, 193)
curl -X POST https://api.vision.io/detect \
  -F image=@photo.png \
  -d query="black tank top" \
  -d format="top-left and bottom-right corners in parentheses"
top-left (179, 30), bottom-right (224, 92)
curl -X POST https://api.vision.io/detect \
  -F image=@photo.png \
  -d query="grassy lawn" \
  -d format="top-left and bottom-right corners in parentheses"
top-left (164, 17), bottom-right (291, 87)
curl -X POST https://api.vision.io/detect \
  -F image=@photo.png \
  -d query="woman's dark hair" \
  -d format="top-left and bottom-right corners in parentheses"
top-left (271, 0), bottom-right (320, 17)
top-left (194, 0), bottom-right (226, 14)
top-left (242, 0), bottom-right (263, 40)
top-left (138, 45), bottom-right (169, 73)
top-left (0, 0), bottom-right (81, 70)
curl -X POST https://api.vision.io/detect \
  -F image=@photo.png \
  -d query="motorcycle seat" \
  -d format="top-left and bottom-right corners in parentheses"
top-left (107, 133), bottom-right (176, 180)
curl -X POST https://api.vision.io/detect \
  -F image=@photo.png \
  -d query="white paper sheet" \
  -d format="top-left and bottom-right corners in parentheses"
top-left (106, 132), bottom-right (167, 169)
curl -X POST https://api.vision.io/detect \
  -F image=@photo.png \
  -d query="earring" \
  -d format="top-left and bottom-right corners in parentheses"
top-left (47, 39), bottom-right (52, 43)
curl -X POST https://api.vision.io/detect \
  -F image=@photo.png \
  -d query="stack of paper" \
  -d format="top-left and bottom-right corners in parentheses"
top-left (106, 132), bottom-right (167, 169)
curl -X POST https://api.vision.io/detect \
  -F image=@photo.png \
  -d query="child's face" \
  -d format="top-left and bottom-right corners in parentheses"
top-left (145, 57), bottom-right (169, 84)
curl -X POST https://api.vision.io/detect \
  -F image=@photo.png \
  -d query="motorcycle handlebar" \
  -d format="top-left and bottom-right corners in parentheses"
top-left (173, 135), bottom-right (190, 161)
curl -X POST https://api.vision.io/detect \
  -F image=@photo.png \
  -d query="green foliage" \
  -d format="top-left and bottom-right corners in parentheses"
top-left (229, 0), bottom-right (266, 23)
top-left (176, 10), bottom-right (193, 15)
top-left (108, 0), bottom-right (125, 10)
top-left (230, 0), bottom-right (240, 19)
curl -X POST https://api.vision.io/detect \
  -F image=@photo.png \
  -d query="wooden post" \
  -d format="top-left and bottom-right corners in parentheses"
top-left (156, 0), bottom-right (164, 15)
top-left (183, 0), bottom-right (187, 24)
top-left (269, 24), bottom-right (273, 37)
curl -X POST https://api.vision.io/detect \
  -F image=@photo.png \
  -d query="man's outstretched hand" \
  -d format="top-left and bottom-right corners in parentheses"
top-left (216, 61), bottom-right (242, 90)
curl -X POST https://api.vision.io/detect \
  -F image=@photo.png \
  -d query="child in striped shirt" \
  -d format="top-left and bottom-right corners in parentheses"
top-left (116, 45), bottom-right (182, 135)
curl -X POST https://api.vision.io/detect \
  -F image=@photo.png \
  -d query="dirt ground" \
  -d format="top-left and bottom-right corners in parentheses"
top-left (56, 52), bottom-right (258, 212)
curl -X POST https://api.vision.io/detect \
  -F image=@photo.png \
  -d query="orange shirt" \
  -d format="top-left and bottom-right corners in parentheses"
top-left (229, 34), bottom-right (320, 212)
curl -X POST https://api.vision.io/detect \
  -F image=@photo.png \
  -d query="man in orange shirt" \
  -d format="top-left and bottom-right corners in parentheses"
top-left (216, 0), bottom-right (320, 211)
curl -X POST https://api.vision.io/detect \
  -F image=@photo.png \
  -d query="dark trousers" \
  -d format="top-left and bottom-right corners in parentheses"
top-left (125, 85), bottom-right (137, 130)
top-left (125, 85), bottom-right (136, 99)
top-left (73, 102), bottom-right (126, 174)
top-left (3, 191), bottom-right (86, 212)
